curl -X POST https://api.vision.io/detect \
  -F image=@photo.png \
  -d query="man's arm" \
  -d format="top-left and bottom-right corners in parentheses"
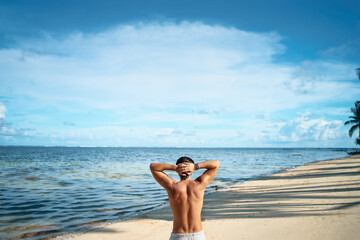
top-left (150, 163), bottom-right (177, 190)
top-left (195, 160), bottom-right (220, 187)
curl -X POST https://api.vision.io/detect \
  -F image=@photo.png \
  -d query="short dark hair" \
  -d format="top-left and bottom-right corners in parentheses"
top-left (176, 156), bottom-right (194, 165)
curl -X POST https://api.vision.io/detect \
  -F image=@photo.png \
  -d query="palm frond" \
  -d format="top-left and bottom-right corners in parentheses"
top-left (348, 124), bottom-right (359, 137)
top-left (350, 101), bottom-right (360, 117)
top-left (355, 101), bottom-right (360, 114)
top-left (350, 107), bottom-right (359, 116)
top-left (344, 119), bottom-right (359, 126)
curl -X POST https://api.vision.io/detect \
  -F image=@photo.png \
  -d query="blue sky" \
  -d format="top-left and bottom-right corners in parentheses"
top-left (0, 0), bottom-right (359, 147)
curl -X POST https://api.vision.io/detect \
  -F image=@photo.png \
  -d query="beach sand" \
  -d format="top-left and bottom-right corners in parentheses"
top-left (63, 155), bottom-right (360, 240)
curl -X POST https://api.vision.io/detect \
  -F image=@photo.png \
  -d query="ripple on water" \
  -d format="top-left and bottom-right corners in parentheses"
top-left (1, 203), bottom-right (47, 212)
top-left (57, 181), bottom-right (74, 187)
top-left (25, 177), bottom-right (42, 181)
top-left (109, 173), bottom-right (129, 180)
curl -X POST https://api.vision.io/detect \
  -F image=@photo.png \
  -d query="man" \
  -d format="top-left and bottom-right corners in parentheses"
top-left (150, 156), bottom-right (220, 240)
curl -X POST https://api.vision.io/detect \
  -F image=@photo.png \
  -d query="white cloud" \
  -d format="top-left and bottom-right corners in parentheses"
top-left (0, 22), bottom-right (287, 110)
top-left (0, 102), bottom-right (6, 119)
top-left (284, 60), bottom-right (357, 95)
top-left (277, 112), bottom-right (343, 142)
top-left (0, 102), bottom-right (18, 137)
top-left (320, 39), bottom-right (360, 60)
top-left (1, 22), bottom-right (357, 112)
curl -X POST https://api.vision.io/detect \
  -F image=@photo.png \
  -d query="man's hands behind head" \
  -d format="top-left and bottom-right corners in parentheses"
top-left (176, 162), bottom-right (195, 178)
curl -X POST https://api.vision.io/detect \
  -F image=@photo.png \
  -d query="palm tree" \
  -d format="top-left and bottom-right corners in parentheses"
top-left (345, 101), bottom-right (360, 145)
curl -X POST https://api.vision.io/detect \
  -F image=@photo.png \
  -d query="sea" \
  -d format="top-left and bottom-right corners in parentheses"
top-left (0, 147), bottom-right (349, 240)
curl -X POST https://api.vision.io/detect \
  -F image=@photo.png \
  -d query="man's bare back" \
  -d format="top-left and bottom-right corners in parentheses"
top-left (150, 157), bottom-right (219, 239)
top-left (169, 179), bottom-right (205, 233)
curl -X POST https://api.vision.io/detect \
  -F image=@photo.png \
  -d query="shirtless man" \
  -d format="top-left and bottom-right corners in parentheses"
top-left (150, 156), bottom-right (220, 240)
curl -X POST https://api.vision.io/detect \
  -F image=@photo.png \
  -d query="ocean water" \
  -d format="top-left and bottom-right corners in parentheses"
top-left (0, 147), bottom-right (348, 239)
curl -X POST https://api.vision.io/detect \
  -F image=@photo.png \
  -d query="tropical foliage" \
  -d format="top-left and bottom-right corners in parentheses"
top-left (345, 101), bottom-right (360, 145)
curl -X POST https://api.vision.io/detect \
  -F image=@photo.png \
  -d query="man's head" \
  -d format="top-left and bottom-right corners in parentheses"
top-left (176, 156), bottom-right (195, 180)
top-left (176, 156), bottom-right (194, 165)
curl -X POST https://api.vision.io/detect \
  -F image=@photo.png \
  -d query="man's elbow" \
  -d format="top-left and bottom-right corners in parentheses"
top-left (208, 160), bottom-right (220, 169)
top-left (149, 163), bottom-right (155, 171)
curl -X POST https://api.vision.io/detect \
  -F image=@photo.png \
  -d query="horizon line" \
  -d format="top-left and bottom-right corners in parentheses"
top-left (0, 145), bottom-right (355, 149)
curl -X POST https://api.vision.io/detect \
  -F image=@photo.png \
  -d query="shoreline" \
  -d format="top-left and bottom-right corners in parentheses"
top-left (62, 155), bottom-right (360, 240)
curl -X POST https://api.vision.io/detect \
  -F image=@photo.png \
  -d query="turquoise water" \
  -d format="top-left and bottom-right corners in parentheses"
top-left (0, 147), bottom-right (348, 239)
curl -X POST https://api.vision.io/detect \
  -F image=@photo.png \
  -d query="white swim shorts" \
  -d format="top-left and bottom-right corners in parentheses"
top-left (169, 230), bottom-right (206, 240)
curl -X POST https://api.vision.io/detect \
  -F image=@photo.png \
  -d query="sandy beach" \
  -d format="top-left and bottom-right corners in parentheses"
top-left (63, 155), bottom-right (360, 240)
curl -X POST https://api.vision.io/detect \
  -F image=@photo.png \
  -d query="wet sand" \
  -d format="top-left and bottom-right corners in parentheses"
top-left (62, 155), bottom-right (360, 240)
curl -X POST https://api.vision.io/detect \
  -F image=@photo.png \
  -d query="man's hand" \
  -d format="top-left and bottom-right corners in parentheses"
top-left (176, 162), bottom-right (195, 178)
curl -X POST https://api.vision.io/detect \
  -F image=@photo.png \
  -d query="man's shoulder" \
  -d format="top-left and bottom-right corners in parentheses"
top-left (172, 180), bottom-right (202, 189)
top-left (174, 179), bottom-right (200, 184)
